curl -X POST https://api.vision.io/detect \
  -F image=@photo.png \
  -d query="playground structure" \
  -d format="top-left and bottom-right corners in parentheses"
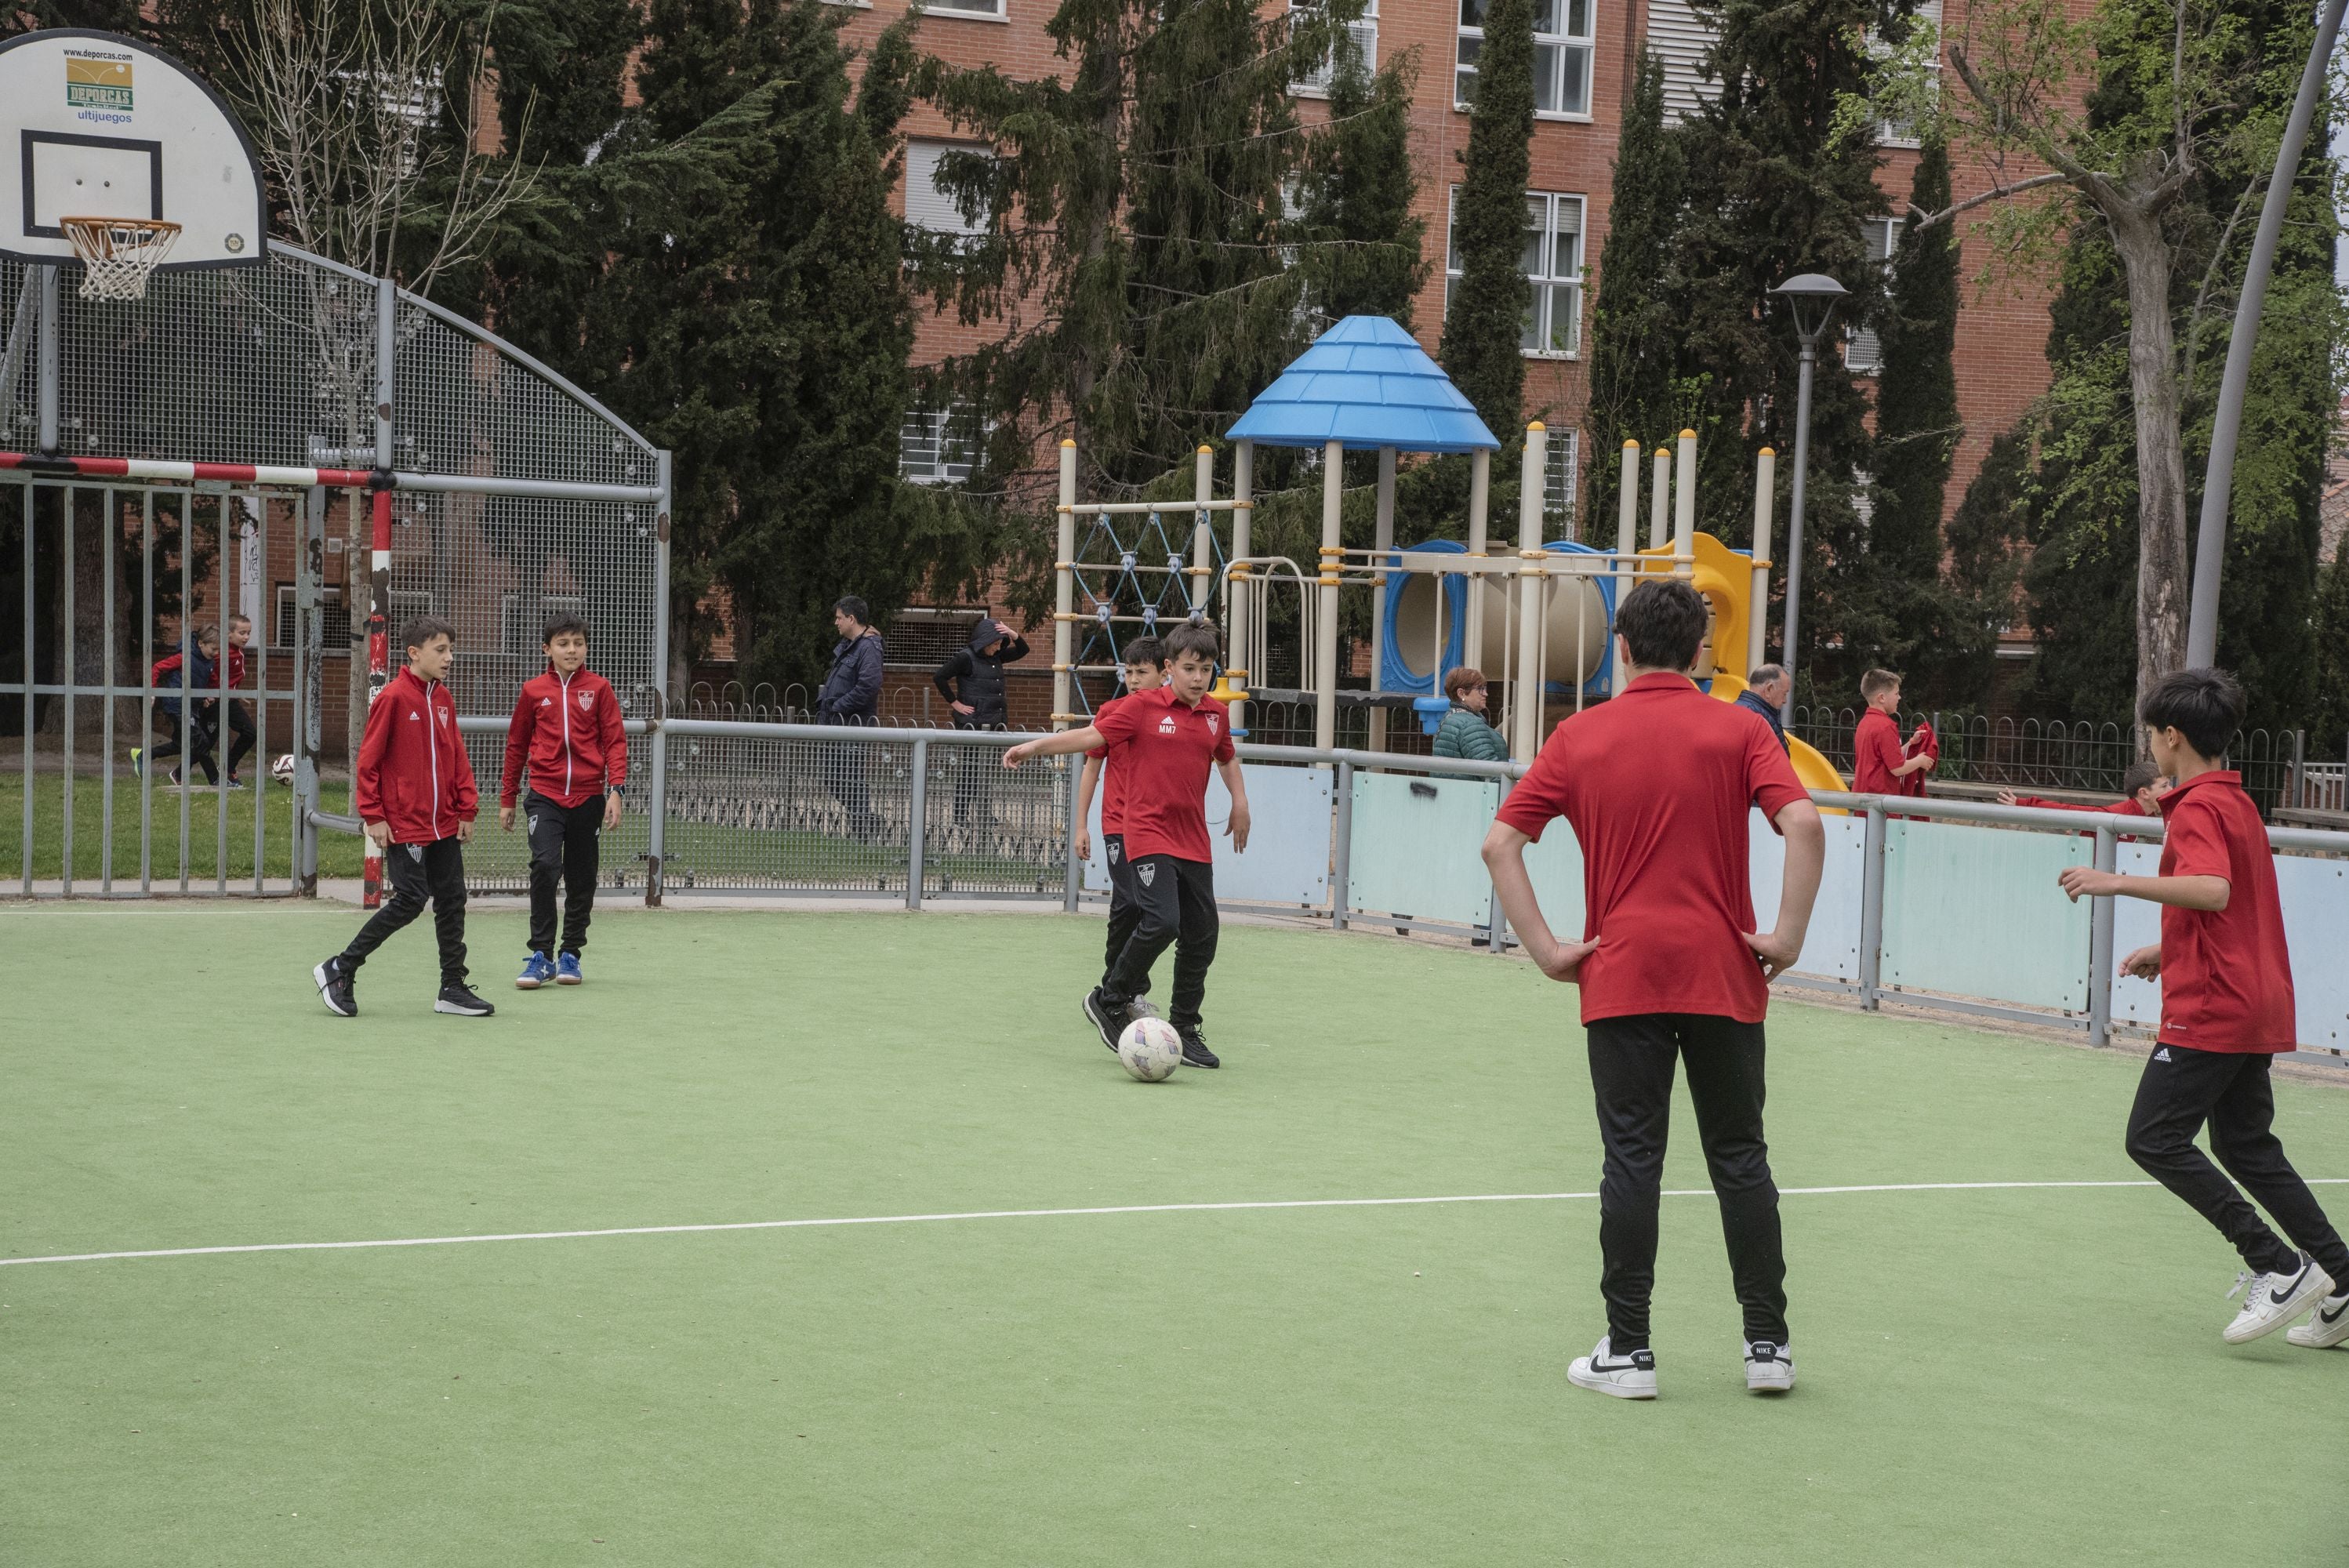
top-left (1051, 314), bottom-right (1846, 793)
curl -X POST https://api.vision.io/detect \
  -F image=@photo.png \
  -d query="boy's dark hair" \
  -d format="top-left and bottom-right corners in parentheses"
top-left (1444, 666), bottom-right (1488, 699)
top-left (401, 615), bottom-right (457, 655)
top-left (1614, 580), bottom-right (1707, 672)
top-left (2121, 758), bottom-right (2164, 797)
top-left (542, 613), bottom-right (590, 645)
top-left (1859, 668), bottom-right (1901, 701)
top-left (192, 622), bottom-right (221, 648)
top-left (2140, 666), bottom-right (2242, 761)
top-left (1163, 619), bottom-right (1222, 663)
top-left (1122, 635), bottom-right (1167, 671)
top-left (834, 595), bottom-right (870, 627)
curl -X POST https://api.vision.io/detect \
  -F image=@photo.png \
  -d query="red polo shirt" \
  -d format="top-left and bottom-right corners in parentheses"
top-left (1495, 673), bottom-right (1810, 1025)
top-left (1896, 719), bottom-right (1938, 799)
top-left (2153, 771), bottom-right (2296, 1053)
top-left (1853, 707), bottom-right (1905, 795)
top-left (1087, 694), bottom-right (1130, 835)
top-left (1090, 687), bottom-right (1234, 862)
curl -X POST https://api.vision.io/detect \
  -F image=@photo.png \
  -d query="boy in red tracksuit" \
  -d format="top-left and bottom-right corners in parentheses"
top-left (313, 616), bottom-right (492, 1018)
top-left (2059, 668), bottom-right (2349, 1347)
top-left (499, 615), bottom-right (629, 989)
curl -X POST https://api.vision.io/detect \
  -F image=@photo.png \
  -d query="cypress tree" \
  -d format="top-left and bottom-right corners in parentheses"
top-left (1871, 134), bottom-right (1959, 584)
top-left (2309, 535), bottom-right (2349, 757)
top-left (1438, 0), bottom-right (1535, 441)
top-left (1583, 48), bottom-right (1685, 539)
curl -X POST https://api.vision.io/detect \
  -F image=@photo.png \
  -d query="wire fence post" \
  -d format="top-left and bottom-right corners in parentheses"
top-left (2088, 820), bottom-right (2118, 1047)
top-left (906, 736), bottom-right (928, 911)
top-left (1062, 755), bottom-right (1082, 913)
top-left (297, 485), bottom-right (325, 895)
top-left (646, 448), bottom-right (672, 908)
top-left (1331, 759), bottom-right (1353, 931)
top-left (1858, 803), bottom-right (1887, 1010)
top-left (1487, 776), bottom-right (1512, 953)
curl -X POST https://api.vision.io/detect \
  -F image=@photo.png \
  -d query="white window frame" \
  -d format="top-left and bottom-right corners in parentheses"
top-left (1544, 429), bottom-right (1581, 529)
top-left (1443, 187), bottom-right (1588, 359)
top-left (900, 402), bottom-right (982, 486)
top-left (1873, 0), bottom-right (1943, 147)
top-left (905, 140), bottom-right (993, 248)
top-left (274, 583), bottom-right (351, 655)
top-left (1291, 0), bottom-right (1378, 97)
top-left (1845, 217), bottom-right (1901, 375)
top-left (911, 0), bottom-right (1006, 16)
top-left (1454, 0), bottom-right (1596, 121)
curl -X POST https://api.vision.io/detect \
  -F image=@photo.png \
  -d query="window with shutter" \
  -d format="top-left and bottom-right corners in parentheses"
top-left (1291, 0), bottom-right (1377, 96)
top-left (1458, 0), bottom-right (1595, 117)
top-left (1845, 218), bottom-right (1901, 375)
top-left (905, 141), bottom-right (992, 245)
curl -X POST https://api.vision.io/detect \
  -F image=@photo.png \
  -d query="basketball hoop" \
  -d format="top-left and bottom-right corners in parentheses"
top-left (60, 216), bottom-right (183, 302)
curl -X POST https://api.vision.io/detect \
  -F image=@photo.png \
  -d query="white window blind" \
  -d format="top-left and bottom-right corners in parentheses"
top-left (1876, 0), bottom-right (1943, 146)
top-left (1845, 217), bottom-right (1901, 374)
top-left (1293, 0), bottom-right (1377, 94)
top-left (900, 404), bottom-right (979, 485)
top-left (906, 141), bottom-right (990, 240)
top-left (1648, 0), bottom-right (1716, 125)
top-left (1443, 189), bottom-right (1587, 358)
top-left (1458, 0), bottom-right (1595, 115)
top-left (1545, 430), bottom-right (1581, 530)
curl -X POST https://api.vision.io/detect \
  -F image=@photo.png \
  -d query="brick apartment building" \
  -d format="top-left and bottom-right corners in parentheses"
top-left (805, 0), bottom-right (2066, 723)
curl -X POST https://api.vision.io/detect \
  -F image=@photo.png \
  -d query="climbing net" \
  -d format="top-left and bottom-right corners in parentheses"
top-left (1066, 506), bottom-right (1229, 719)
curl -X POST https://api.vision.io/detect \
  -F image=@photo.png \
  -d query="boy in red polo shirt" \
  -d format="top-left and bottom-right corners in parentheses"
top-left (1852, 669), bottom-right (1933, 797)
top-left (1004, 621), bottom-right (1250, 1069)
top-left (2000, 759), bottom-right (2169, 826)
top-left (1074, 637), bottom-right (1167, 1009)
top-left (499, 615), bottom-right (629, 989)
top-left (1483, 580), bottom-right (1824, 1400)
top-left (312, 616), bottom-right (493, 1019)
top-left (2058, 668), bottom-right (2349, 1345)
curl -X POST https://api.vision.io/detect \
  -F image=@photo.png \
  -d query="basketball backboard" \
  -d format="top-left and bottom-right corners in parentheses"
top-left (0, 29), bottom-right (267, 270)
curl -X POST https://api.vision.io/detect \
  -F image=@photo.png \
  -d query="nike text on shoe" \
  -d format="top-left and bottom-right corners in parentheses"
top-left (1745, 1340), bottom-right (1796, 1393)
top-left (2285, 1291), bottom-right (2349, 1350)
top-left (434, 983), bottom-right (496, 1018)
top-left (1567, 1337), bottom-right (1657, 1400)
top-left (2224, 1254), bottom-right (2335, 1345)
top-left (556, 952), bottom-right (583, 985)
top-left (314, 957), bottom-right (357, 1018)
top-left (1082, 987), bottom-right (1130, 1052)
top-left (515, 952), bottom-right (555, 989)
top-left (1178, 1026), bottom-right (1221, 1070)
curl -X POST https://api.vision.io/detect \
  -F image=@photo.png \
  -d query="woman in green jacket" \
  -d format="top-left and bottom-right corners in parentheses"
top-left (1432, 666), bottom-right (1509, 761)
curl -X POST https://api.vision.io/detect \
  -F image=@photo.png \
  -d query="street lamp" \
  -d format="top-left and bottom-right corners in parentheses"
top-left (1769, 272), bottom-right (1847, 729)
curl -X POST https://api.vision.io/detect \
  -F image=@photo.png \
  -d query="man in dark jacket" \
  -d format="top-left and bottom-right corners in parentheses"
top-left (1734, 664), bottom-right (1790, 751)
top-left (816, 597), bottom-right (885, 840)
top-left (934, 618), bottom-right (1031, 829)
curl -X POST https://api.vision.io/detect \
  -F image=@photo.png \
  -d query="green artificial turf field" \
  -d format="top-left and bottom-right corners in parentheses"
top-left (3, 905), bottom-right (2346, 1566)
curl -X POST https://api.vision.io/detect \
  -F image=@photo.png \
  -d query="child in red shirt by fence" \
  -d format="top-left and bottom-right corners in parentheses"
top-left (2000, 759), bottom-right (2169, 826)
top-left (1073, 637), bottom-right (1167, 1012)
top-left (1004, 621), bottom-right (1249, 1071)
top-left (2058, 668), bottom-right (2348, 1346)
top-left (1852, 669), bottom-right (1933, 797)
top-left (500, 615), bottom-right (629, 989)
top-left (1483, 579), bottom-right (1826, 1400)
top-left (313, 617), bottom-right (493, 1020)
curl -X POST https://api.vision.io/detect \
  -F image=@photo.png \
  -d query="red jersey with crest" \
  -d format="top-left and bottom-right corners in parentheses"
top-left (500, 667), bottom-right (629, 809)
top-left (1089, 687), bottom-right (1235, 862)
top-left (354, 666), bottom-right (477, 844)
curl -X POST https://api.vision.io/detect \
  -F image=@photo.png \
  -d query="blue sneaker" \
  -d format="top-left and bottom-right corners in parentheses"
top-left (556, 951), bottom-right (584, 986)
top-left (515, 952), bottom-right (556, 990)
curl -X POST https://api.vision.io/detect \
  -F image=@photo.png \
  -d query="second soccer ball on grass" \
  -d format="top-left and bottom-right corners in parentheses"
top-left (1116, 1018), bottom-right (1183, 1082)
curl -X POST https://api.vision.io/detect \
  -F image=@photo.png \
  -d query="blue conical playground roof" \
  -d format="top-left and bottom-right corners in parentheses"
top-left (1225, 316), bottom-right (1500, 454)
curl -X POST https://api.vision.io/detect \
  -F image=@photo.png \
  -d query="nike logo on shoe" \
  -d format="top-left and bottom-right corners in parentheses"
top-left (2320, 1299), bottom-right (2349, 1326)
top-left (2271, 1263), bottom-right (2311, 1307)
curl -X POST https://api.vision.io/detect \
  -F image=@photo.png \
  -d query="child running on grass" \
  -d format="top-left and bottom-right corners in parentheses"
top-left (1003, 620), bottom-right (1248, 1070)
top-left (1073, 637), bottom-right (1167, 1018)
top-left (2057, 668), bottom-right (2349, 1346)
top-left (1481, 579), bottom-right (1825, 1400)
top-left (499, 615), bottom-right (628, 989)
top-left (313, 617), bottom-right (492, 1019)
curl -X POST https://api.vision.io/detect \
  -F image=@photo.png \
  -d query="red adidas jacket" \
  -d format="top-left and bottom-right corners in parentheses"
top-left (354, 666), bottom-right (478, 844)
top-left (500, 666), bottom-right (629, 809)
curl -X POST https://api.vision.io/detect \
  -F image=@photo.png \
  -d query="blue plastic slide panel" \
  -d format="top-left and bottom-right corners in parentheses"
top-left (1084, 760), bottom-right (1332, 909)
top-left (1881, 817), bottom-right (2093, 1013)
top-left (1346, 771), bottom-right (1504, 928)
top-left (1748, 807), bottom-right (1867, 983)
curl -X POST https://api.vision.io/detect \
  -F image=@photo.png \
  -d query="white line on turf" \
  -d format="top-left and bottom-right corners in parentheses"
top-left (7, 1179), bottom-right (2345, 1270)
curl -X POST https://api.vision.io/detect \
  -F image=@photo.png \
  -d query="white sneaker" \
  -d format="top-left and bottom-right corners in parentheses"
top-left (1567, 1336), bottom-right (1657, 1400)
top-left (2223, 1254), bottom-right (2335, 1345)
top-left (2285, 1292), bottom-right (2349, 1349)
top-left (1745, 1339), bottom-right (1796, 1393)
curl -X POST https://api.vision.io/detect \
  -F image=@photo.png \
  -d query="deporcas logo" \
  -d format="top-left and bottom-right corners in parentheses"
top-left (1138, 862), bottom-right (1156, 887)
top-left (64, 50), bottom-right (133, 111)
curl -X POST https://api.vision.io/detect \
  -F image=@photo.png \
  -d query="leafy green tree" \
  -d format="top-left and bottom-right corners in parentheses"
top-left (2308, 535), bottom-right (2349, 757)
top-left (1582, 49), bottom-right (1686, 538)
top-left (1291, 43), bottom-right (1429, 328)
top-left (1438, 0), bottom-right (1535, 441)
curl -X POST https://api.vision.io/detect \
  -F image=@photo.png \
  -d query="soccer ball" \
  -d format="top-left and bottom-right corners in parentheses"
top-left (270, 753), bottom-right (296, 786)
top-left (1116, 1017), bottom-right (1182, 1082)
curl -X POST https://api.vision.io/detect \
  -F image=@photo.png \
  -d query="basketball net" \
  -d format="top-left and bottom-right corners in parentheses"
top-left (60, 216), bottom-right (183, 302)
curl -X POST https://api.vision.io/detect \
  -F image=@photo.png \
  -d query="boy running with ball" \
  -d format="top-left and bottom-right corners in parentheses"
top-left (500, 615), bottom-right (629, 989)
top-left (1074, 637), bottom-right (1167, 1014)
top-left (1004, 621), bottom-right (1247, 1069)
top-left (2058, 668), bottom-right (2349, 1345)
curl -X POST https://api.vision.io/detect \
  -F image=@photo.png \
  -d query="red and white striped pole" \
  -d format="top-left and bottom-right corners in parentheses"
top-left (362, 481), bottom-right (391, 907)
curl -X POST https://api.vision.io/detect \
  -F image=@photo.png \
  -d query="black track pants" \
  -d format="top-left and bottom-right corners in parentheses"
top-left (525, 790), bottom-right (604, 956)
top-left (1100, 833), bottom-right (1147, 990)
top-left (340, 836), bottom-right (469, 986)
top-left (1585, 1012), bottom-right (1788, 1352)
top-left (2126, 1044), bottom-right (2349, 1282)
top-left (1101, 851), bottom-right (1216, 1031)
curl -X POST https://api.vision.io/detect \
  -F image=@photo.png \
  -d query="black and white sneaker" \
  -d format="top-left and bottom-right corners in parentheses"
top-left (1745, 1339), bottom-right (1796, 1393)
top-left (2224, 1254), bottom-right (2334, 1344)
top-left (1567, 1336), bottom-right (1657, 1399)
top-left (2286, 1291), bottom-right (2349, 1349)
top-left (1178, 1027), bottom-right (1220, 1069)
top-left (314, 956), bottom-right (357, 1018)
top-left (1083, 987), bottom-right (1134, 1052)
top-left (434, 983), bottom-right (496, 1018)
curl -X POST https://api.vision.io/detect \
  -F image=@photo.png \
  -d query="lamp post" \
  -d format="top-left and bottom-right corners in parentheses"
top-left (1769, 272), bottom-right (1847, 729)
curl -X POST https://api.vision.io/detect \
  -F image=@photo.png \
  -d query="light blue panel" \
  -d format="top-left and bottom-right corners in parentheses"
top-left (1347, 771), bottom-right (1503, 927)
top-left (1750, 808), bottom-right (1866, 982)
top-left (2278, 854), bottom-right (2349, 1051)
top-left (2111, 841), bottom-right (2163, 1029)
top-left (1880, 818), bottom-right (2091, 1012)
top-left (1084, 761), bottom-right (1331, 908)
top-left (1520, 818), bottom-right (1588, 942)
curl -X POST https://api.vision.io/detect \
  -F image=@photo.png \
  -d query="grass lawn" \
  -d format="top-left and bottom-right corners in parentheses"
top-left (4, 906), bottom-right (2347, 1566)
